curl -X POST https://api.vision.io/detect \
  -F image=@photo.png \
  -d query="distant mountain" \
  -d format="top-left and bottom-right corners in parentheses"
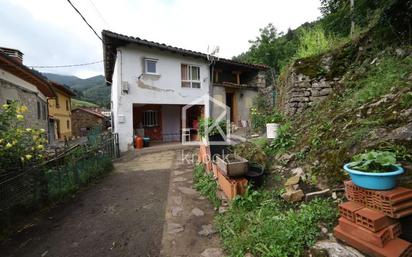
top-left (43, 73), bottom-right (110, 108)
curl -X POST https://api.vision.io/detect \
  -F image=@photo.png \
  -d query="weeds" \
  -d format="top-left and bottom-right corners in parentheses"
top-left (349, 56), bottom-right (412, 106)
top-left (193, 164), bottom-right (220, 208)
top-left (267, 122), bottom-right (295, 155)
top-left (215, 189), bottom-right (338, 257)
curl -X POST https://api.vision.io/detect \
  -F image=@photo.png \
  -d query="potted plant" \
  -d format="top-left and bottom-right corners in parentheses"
top-left (343, 151), bottom-right (404, 190)
top-left (198, 118), bottom-right (228, 156)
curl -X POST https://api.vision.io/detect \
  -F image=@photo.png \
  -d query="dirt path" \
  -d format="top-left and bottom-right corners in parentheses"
top-left (0, 150), bottom-right (173, 257)
top-left (0, 147), bottom-right (223, 257)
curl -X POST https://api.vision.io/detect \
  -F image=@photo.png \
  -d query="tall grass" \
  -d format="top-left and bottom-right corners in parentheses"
top-left (295, 25), bottom-right (334, 59)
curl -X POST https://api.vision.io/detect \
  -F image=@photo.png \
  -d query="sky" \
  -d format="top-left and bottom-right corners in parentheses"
top-left (0, 0), bottom-right (321, 78)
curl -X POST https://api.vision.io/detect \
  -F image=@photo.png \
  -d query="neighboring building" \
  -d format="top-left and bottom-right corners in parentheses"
top-left (48, 82), bottom-right (76, 141)
top-left (71, 108), bottom-right (108, 137)
top-left (102, 30), bottom-right (267, 152)
top-left (0, 47), bottom-right (55, 134)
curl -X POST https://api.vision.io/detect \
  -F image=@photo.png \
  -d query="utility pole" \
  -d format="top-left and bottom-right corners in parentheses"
top-left (350, 0), bottom-right (355, 37)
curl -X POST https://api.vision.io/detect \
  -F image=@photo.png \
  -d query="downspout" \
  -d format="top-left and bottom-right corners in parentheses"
top-left (209, 59), bottom-right (215, 118)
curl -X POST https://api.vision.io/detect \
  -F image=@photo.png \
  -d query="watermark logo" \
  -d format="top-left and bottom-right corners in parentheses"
top-left (181, 94), bottom-right (246, 145)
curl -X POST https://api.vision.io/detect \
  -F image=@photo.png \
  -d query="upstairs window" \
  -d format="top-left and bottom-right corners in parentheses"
top-left (55, 96), bottom-right (60, 108)
top-left (181, 64), bottom-right (200, 88)
top-left (145, 58), bottom-right (158, 74)
top-left (142, 110), bottom-right (158, 127)
top-left (66, 99), bottom-right (70, 111)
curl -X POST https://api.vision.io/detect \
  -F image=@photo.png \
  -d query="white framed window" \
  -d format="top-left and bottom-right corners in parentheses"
top-left (181, 64), bottom-right (201, 88)
top-left (145, 58), bottom-right (158, 75)
top-left (142, 110), bottom-right (158, 127)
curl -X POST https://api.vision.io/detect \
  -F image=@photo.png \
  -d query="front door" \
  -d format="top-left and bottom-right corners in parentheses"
top-left (225, 92), bottom-right (236, 123)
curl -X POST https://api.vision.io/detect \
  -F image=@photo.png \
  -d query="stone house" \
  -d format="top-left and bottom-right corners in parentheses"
top-left (102, 30), bottom-right (268, 152)
top-left (48, 82), bottom-right (76, 141)
top-left (71, 108), bottom-right (107, 137)
top-left (0, 47), bottom-right (55, 135)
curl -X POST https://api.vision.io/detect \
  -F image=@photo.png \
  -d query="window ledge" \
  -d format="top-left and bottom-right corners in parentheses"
top-left (143, 73), bottom-right (161, 77)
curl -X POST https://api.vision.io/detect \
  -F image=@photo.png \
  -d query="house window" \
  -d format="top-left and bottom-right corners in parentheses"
top-left (42, 103), bottom-right (47, 120)
top-left (145, 58), bottom-right (158, 74)
top-left (66, 99), bottom-right (69, 111)
top-left (181, 64), bottom-right (201, 88)
top-left (55, 96), bottom-right (60, 108)
top-left (142, 110), bottom-right (158, 127)
top-left (67, 120), bottom-right (70, 129)
top-left (37, 101), bottom-right (41, 119)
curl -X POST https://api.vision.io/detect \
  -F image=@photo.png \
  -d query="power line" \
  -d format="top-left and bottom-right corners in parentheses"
top-left (88, 0), bottom-right (110, 29)
top-left (66, 0), bottom-right (103, 42)
top-left (28, 60), bottom-right (103, 69)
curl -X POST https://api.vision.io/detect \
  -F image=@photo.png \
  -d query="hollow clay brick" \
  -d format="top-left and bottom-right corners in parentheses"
top-left (344, 180), bottom-right (412, 219)
top-left (217, 167), bottom-right (247, 200)
top-left (334, 225), bottom-right (412, 257)
top-left (339, 217), bottom-right (401, 248)
top-left (339, 201), bottom-right (364, 222)
top-left (355, 207), bottom-right (396, 232)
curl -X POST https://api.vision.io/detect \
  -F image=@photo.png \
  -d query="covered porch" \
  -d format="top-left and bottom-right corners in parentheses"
top-left (132, 103), bottom-right (204, 145)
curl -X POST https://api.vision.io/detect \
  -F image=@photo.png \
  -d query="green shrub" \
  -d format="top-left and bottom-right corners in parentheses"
top-left (295, 25), bottom-right (333, 59)
top-left (198, 118), bottom-right (227, 138)
top-left (215, 190), bottom-right (338, 257)
top-left (267, 122), bottom-right (295, 155)
top-left (0, 102), bottom-right (47, 171)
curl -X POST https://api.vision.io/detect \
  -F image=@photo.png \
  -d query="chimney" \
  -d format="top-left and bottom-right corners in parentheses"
top-left (0, 47), bottom-right (23, 64)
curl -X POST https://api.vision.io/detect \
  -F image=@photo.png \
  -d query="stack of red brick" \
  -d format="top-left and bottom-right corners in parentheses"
top-left (334, 180), bottom-right (412, 257)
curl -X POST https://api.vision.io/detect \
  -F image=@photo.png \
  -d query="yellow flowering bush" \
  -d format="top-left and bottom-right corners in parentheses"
top-left (0, 102), bottom-right (47, 170)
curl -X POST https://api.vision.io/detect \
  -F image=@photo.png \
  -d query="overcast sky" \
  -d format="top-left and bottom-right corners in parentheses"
top-left (0, 0), bottom-right (321, 78)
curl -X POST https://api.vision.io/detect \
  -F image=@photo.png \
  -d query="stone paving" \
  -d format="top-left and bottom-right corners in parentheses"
top-left (160, 149), bottom-right (224, 257)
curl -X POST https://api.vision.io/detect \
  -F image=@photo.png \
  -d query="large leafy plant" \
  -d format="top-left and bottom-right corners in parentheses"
top-left (198, 118), bottom-right (227, 138)
top-left (349, 151), bottom-right (398, 173)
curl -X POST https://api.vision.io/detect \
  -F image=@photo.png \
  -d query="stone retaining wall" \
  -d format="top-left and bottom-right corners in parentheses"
top-left (284, 72), bottom-right (338, 116)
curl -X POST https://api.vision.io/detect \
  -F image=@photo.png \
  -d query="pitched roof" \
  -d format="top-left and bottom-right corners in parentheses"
top-left (102, 30), bottom-right (268, 84)
top-left (73, 108), bottom-right (106, 118)
top-left (0, 50), bottom-right (55, 97)
top-left (49, 81), bottom-right (76, 97)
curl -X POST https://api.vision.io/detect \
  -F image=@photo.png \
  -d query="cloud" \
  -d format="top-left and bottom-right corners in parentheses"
top-left (0, 0), bottom-right (321, 78)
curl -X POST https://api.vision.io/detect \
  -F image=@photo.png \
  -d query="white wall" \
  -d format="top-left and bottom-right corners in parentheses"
top-left (111, 45), bottom-right (210, 151)
top-left (211, 86), bottom-right (257, 124)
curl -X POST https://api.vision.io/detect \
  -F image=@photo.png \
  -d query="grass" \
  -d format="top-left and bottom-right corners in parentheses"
top-left (348, 56), bottom-right (412, 107)
top-left (193, 164), bottom-right (220, 208)
top-left (215, 190), bottom-right (338, 257)
top-left (295, 25), bottom-right (334, 59)
top-left (71, 98), bottom-right (99, 108)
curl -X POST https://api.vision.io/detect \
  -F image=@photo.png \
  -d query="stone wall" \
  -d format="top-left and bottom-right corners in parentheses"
top-left (0, 78), bottom-right (48, 131)
top-left (283, 72), bottom-right (338, 116)
top-left (71, 109), bottom-right (104, 137)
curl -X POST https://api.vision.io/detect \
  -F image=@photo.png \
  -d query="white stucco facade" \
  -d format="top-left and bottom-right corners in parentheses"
top-left (111, 45), bottom-right (211, 151)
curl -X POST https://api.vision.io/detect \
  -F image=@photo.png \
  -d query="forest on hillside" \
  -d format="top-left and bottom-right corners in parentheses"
top-left (235, 0), bottom-right (411, 79)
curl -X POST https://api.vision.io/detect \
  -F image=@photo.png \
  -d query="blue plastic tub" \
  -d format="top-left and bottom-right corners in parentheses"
top-left (343, 163), bottom-right (404, 190)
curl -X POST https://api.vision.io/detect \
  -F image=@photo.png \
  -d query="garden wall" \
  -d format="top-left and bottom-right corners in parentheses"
top-left (282, 73), bottom-right (338, 116)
